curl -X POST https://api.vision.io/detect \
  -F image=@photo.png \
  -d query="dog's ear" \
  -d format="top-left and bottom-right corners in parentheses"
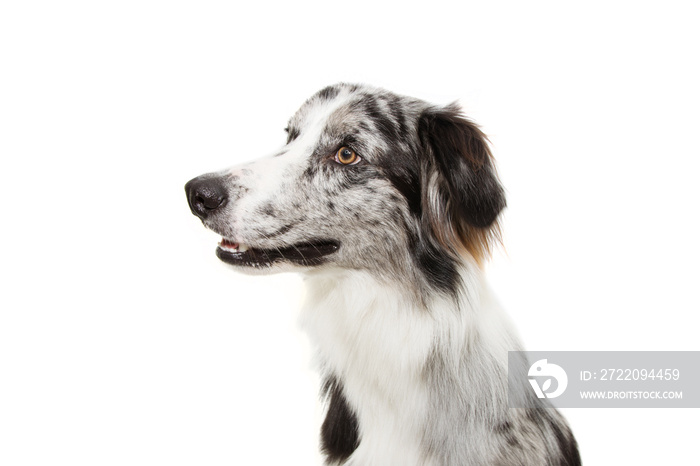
top-left (418, 104), bottom-right (506, 261)
top-left (419, 103), bottom-right (506, 228)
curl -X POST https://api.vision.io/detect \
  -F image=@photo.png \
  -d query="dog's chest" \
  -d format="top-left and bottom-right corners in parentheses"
top-left (300, 271), bottom-right (438, 464)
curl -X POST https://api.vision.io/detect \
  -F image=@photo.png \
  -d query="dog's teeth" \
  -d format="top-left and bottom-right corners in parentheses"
top-left (238, 244), bottom-right (249, 252)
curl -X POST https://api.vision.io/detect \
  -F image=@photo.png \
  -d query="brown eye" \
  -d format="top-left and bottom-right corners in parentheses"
top-left (335, 146), bottom-right (360, 165)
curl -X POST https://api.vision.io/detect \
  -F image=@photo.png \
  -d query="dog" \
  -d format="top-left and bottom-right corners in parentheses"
top-left (185, 84), bottom-right (581, 465)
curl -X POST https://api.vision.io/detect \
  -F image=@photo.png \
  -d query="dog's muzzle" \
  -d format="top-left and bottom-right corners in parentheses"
top-left (185, 172), bottom-right (340, 268)
top-left (185, 174), bottom-right (228, 220)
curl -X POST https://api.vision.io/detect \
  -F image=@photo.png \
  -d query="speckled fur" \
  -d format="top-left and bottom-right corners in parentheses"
top-left (186, 84), bottom-right (580, 465)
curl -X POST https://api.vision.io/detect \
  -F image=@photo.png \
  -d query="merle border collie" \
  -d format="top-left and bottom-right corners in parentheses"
top-left (185, 84), bottom-right (581, 465)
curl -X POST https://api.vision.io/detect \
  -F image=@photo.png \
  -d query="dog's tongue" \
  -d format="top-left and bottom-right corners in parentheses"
top-left (220, 238), bottom-right (239, 249)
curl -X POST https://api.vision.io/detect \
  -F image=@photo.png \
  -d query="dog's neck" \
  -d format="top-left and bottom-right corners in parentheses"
top-left (300, 266), bottom-right (518, 465)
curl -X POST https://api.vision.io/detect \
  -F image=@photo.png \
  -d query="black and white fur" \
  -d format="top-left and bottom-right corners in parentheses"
top-left (185, 84), bottom-right (581, 465)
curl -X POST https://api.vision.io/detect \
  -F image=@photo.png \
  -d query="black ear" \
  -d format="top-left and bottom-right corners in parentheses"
top-left (419, 104), bottom-right (506, 228)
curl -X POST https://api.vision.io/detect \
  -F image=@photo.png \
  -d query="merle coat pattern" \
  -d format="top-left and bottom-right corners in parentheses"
top-left (185, 84), bottom-right (581, 466)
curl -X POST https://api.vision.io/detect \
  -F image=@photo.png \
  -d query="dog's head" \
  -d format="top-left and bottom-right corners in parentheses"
top-left (185, 84), bottom-right (505, 293)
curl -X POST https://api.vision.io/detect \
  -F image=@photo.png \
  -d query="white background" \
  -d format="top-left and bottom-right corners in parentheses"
top-left (1, 1), bottom-right (698, 465)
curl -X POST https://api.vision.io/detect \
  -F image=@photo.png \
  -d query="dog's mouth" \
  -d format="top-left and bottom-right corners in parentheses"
top-left (216, 238), bottom-right (340, 267)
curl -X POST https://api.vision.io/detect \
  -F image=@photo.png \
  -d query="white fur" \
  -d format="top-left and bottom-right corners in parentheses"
top-left (300, 263), bottom-right (519, 465)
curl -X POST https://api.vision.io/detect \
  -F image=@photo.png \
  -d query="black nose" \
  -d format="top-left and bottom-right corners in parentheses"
top-left (185, 175), bottom-right (228, 220)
